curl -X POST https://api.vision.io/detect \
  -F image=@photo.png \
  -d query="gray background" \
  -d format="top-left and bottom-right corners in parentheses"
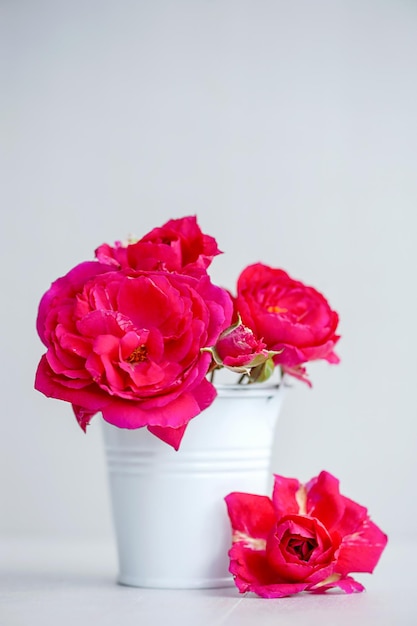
top-left (1, 0), bottom-right (416, 543)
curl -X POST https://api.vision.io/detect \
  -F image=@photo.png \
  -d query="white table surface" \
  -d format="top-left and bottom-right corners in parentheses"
top-left (0, 537), bottom-right (413, 626)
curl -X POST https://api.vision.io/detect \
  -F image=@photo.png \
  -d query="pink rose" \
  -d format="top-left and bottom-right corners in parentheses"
top-left (95, 215), bottom-right (221, 276)
top-left (236, 264), bottom-right (340, 382)
top-left (214, 323), bottom-right (270, 371)
top-left (35, 262), bottom-right (232, 449)
top-left (225, 471), bottom-right (387, 598)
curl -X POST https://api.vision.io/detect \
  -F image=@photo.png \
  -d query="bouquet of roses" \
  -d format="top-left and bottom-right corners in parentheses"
top-left (35, 216), bottom-right (340, 450)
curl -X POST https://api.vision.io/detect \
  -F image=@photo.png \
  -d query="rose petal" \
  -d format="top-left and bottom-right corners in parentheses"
top-left (99, 378), bottom-right (216, 439)
top-left (334, 576), bottom-right (365, 594)
top-left (187, 375), bottom-right (216, 410)
top-left (35, 355), bottom-right (109, 412)
top-left (229, 543), bottom-right (311, 598)
top-left (272, 475), bottom-right (302, 518)
top-left (102, 390), bottom-right (202, 430)
top-left (309, 574), bottom-right (365, 594)
top-left (306, 471), bottom-right (345, 531)
top-left (251, 581), bottom-right (310, 598)
top-left (147, 424), bottom-right (187, 450)
top-left (266, 516), bottom-right (335, 582)
top-left (225, 493), bottom-right (276, 544)
top-left (36, 261), bottom-right (110, 345)
top-left (335, 519), bottom-right (388, 575)
top-left (139, 215), bottom-right (222, 274)
top-left (335, 495), bottom-right (369, 536)
top-left (72, 405), bottom-right (96, 432)
top-left (117, 275), bottom-right (172, 330)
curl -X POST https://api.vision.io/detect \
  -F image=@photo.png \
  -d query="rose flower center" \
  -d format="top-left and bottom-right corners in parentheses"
top-left (286, 536), bottom-right (318, 561)
top-left (266, 304), bottom-right (288, 314)
top-left (126, 345), bottom-right (148, 364)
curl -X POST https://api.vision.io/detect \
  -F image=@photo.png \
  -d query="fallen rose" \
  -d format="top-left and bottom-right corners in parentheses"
top-left (236, 264), bottom-right (340, 384)
top-left (225, 471), bottom-right (387, 598)
top-left (35, 261), bottom-right (232, 449)
top-left (95, 215), bottom-right (221, 276)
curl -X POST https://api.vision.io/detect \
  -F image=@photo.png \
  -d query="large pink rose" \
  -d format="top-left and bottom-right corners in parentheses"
top-left (236, 263), bottom-right (340, 382)
top-left (225, 471), bottom-right (387, 598)
top-left (35, 262), bottom-right (232, 449)
top-left (95, 215), bottom-right (221, 276)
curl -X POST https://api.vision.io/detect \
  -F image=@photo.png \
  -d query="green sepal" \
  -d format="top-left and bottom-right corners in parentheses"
top-left (248, 357), bottom-right (276, 383)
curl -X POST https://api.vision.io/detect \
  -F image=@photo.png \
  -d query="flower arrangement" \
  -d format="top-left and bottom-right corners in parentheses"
top-left (225, 471), bottom-right (388, 598)
top-left (35, 215), bottom-right (340, 450)
top-left (35, 216), bottom-right (387, 596)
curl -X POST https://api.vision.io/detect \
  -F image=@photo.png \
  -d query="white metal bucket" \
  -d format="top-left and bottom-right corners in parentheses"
top-left (102, 383), bottom-right (285, 589)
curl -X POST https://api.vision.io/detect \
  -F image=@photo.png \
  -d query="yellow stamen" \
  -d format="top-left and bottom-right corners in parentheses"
top-left (267, 305), bottom-right (288, 314)
top-left (127, 345), bottom-right (148, 364)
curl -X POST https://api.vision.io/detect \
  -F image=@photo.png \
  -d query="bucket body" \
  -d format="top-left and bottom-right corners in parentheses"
top-left (102, 383), bottom-right (284, 588)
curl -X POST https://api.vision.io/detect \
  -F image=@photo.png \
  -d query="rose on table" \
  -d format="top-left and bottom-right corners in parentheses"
top-left (225, 471), bottom-right (387, 598)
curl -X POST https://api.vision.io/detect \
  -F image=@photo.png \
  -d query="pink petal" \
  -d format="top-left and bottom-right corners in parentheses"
top-left (335, 576), bottom-right (365, 594)
top-left (117, 275), bottom-right (171, 330)
top-left (58, 330), bottom-right (92, 359)
top-left (304, 564), bottom-right (337, 586)
top-left (281, 364), bottom-right (312, 387)
top-left (139, 215), bottom-right (222, 273)
top-left (293, 335), bottom-right (340, 364)
top-left (102, 391), bottom-right (201, 430)
top-left (335, 519), bottom-right (388, 575)
top-left (229, 543), bottom-right (310, 598)
top-left (266, 516), bottom-right (335, 582)
top-left (45, 345), bottom-right (88, 376)
top-left (94, 242), bottom-right (123, 267)
top-left (127, 241), bottom-right (180, 272)
top-left (229, 543), bottom-right (279, 588)
top-left (335, 495), bottom-right (368, 536)
top-left (325, 350), bottom-right (340, 364)
top-left (76, 309), bottom-right (123, 338)
top-left (101, 377), bottom-right (217, 439)
top-left (124, 360), bottom-right (166, 388)
top-left (272, 475), bottom-right (302, 517)
top-left (35, 355), bottom-right (109, 412)
top-left (147, 424), bottom-right (187, 450)
top-left (197, 278), bottom-right (233, 345)
top-left (36, 262), bottom-right (110, 345)
top-left (306, 471), bottom-right (345, 531)
top-left (249, 581), bottom-right (311, 598)
top-left (72, 405), bottom-right (96, 432)
top-left (309, 575), bottom-right (365, 594)
top-left (268, 342), bottom-right (307, 367)
top-left (225, 493), bottom-right (276, 542)
top-left (188, 376), bottom-right (217, 412)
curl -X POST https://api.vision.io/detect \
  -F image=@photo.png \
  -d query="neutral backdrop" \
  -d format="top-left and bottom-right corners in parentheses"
top-left (1, 0), bottom-right (416, 545)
